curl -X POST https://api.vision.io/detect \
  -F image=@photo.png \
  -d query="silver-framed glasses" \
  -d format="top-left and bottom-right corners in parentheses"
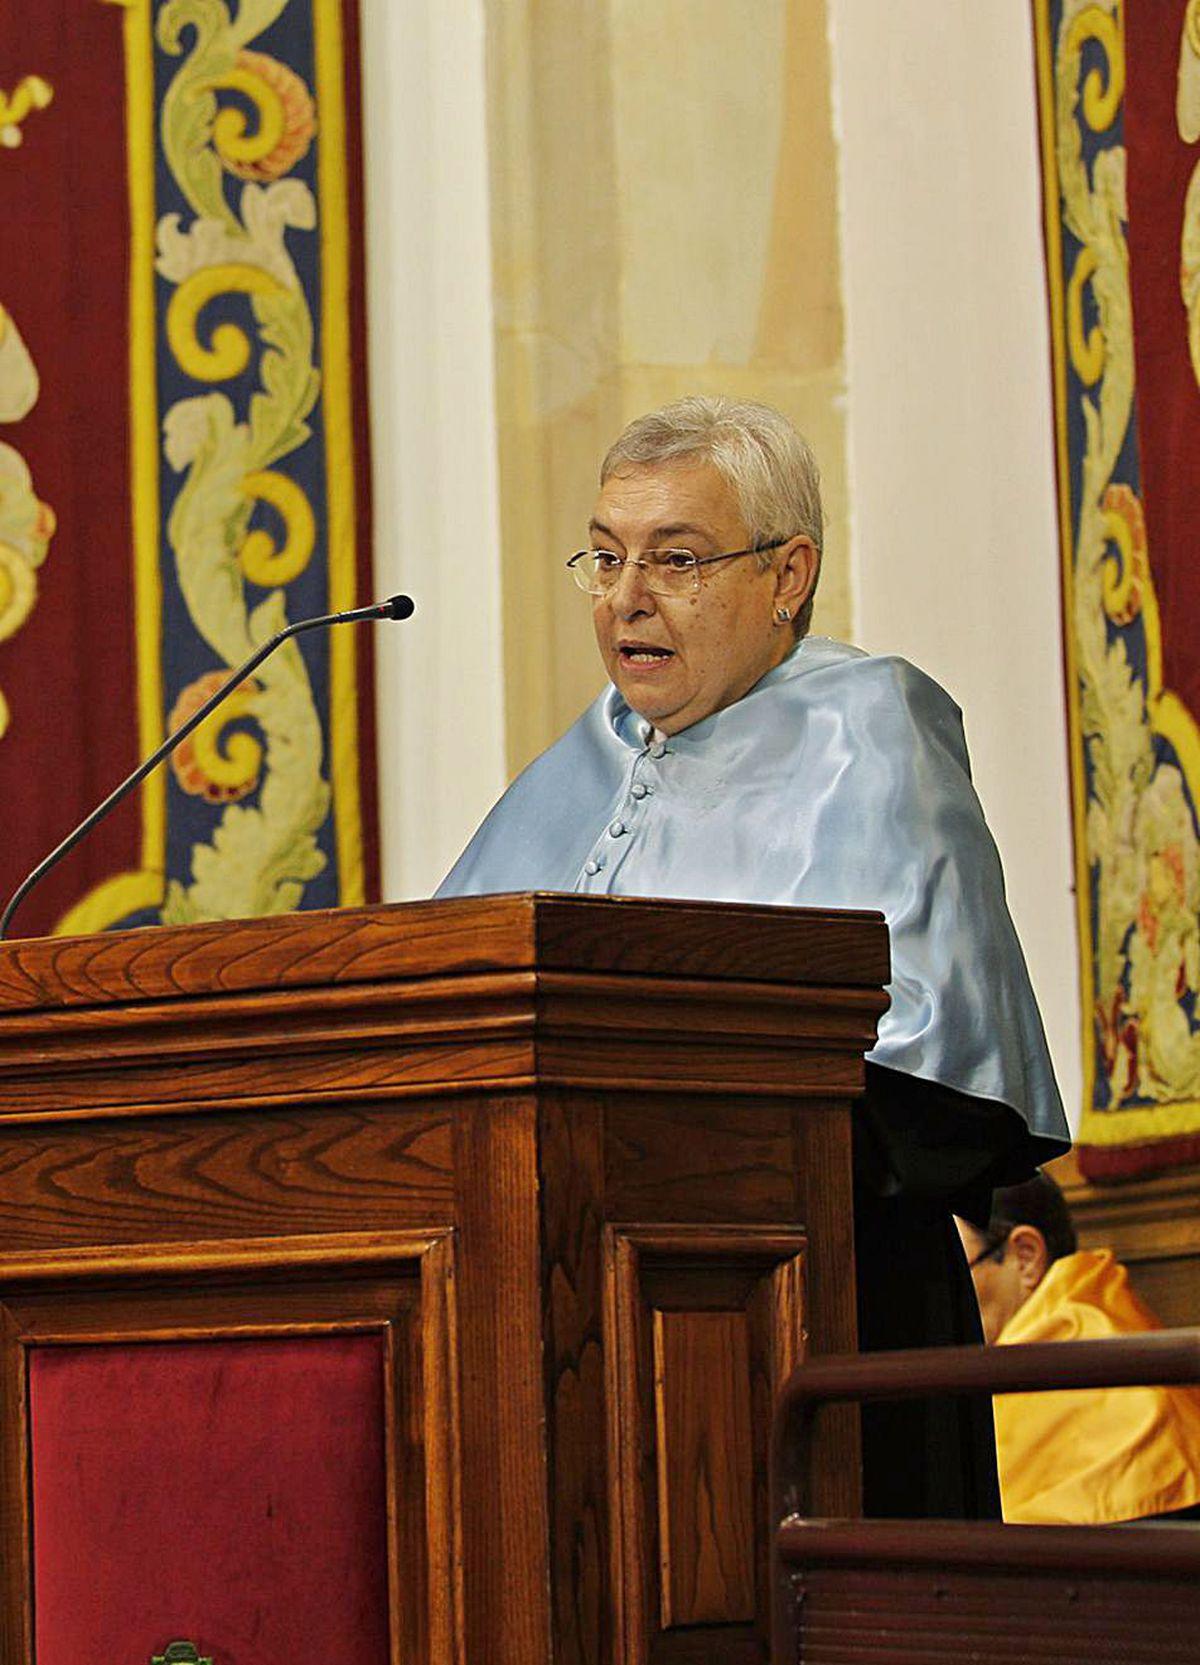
top-left (566, 539), bottom-right (786, 597)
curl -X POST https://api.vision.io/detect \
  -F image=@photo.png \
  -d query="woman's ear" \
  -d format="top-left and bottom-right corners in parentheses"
top-left (773, 535), bottom-right (819, 616)
top-left (1007, 1223), bottom-right (1050, 1298)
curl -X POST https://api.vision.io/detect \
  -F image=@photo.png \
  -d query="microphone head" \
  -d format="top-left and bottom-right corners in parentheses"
top-left (381, 594), bottom-right (416, 620)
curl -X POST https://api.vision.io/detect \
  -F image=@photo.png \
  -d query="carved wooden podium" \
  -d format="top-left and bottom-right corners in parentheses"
top-left (0, 894), bottom-right (887, 1665)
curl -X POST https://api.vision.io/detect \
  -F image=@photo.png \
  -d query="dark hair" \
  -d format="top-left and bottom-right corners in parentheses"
top-left (984, 1171), bottom-right (1077, 1264)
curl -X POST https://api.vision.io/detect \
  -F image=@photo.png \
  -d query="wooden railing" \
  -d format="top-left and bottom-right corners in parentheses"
top-left (771, 1330), bottom-right (1200, 1665)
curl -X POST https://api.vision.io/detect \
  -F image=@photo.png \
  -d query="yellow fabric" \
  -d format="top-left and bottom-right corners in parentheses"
top-left (994, 1249), bottom-right (1200, 1523)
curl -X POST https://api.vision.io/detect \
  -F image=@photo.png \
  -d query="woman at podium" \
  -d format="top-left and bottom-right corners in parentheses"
top-left (438, 394), bottom-right (1070, 1517)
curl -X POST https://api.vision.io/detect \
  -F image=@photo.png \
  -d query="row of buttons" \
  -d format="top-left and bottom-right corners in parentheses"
top-left (608, 780), bottom-right (655, 842)
top-left (580, 742), bottom-right (663, 880)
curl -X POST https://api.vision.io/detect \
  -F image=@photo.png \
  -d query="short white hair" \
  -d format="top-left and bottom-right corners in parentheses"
top-left (600, 395), bottom-right (824, 633)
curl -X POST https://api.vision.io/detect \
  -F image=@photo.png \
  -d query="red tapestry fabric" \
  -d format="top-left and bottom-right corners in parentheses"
top-left (1125, 12), bottom-right (1200, 723)
top-left (0, 6), bottom-right (142, 936)
top-left (29, 1334), bottom-right (391, 1663)
top-left (1, 1), bottom-right (380, 942)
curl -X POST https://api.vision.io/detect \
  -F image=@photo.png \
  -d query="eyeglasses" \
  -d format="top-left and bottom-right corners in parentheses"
top-left (566, 539), bottom-right (787, 598)
top-left (965, 1230), bottom-right (1011, 1271)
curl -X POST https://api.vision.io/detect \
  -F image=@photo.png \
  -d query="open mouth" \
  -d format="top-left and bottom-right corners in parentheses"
top-left (619, 644), bottom-right (674, 665)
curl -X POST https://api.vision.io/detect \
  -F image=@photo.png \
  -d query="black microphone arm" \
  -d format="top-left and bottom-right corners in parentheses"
top-left (0, 593), bottom-right (416, 941)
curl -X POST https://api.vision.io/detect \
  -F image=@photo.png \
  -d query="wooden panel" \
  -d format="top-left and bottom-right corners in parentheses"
top-left (0, 893), bottom-right (888, 1012)
top-left (0, 894), bottom-right (539, 1008)
top-left (0, 897), bottom-right (880, 1664)
top-left (653, 1310), bottom-right (755, 1626)
top-left (605, 1225), bottom-right (810, 1664)
top-left (531, 896), bottom-right (889, 989)
top-left (1052, 1151), bottom-right (1200, 1327)
top-left (0, 971), bottom-right (880, 1123)
top-left (0, 1228), bottom-right (448, 1285)
top-left (451, 1095), bottom-right (551, 1665)
top-left (419, 1233), bottom-right (465, 1665)
top-left (538, 1090), bottom-right (610, 1665)
top-left (536, 973), bottom-right (885, 1046)
top-left (0, 971), bottom-right (538, 1058)
top-left (0, 970), bottom-right (879, 1070)
top-left (788, 1104), bottom-right (859, 1515)
top-left (604, 1091), bottom-right (859, 1528)
top-left (787, 1565), bottom-right (1197, 1665)
top-left (0, 1247), bottom-right (461, 1665)
top-left (605, 1231), bottom-right (655, 1665)
top-left (0, 1104), bottom-right (454, 1254)
top-left (1119, 1257), bottom-right (1200, 1328)
top-left (0, 1035), bottom-right (537, 1120)
top-left (605, 1097), bottom-right (801, 1224)
top-left (537, 1036), bottom-right (869, 1098)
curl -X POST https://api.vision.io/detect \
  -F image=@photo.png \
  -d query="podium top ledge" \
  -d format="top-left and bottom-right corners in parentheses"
top-left (0, 892), bottom-right (889, 1014)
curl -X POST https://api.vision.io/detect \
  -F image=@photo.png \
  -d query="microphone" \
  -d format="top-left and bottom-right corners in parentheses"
top-left (0, 594), bottom-right (416, 941)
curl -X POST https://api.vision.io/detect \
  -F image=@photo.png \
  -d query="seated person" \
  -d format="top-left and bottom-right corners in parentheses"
top-left (958, 1170), bottom-right (1200, 1524)
top-left (439, 395), bottom-right (1070, 1515)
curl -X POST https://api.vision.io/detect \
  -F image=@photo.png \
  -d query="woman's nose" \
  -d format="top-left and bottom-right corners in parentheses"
top-left (609, 559), bottom-right (655, 614)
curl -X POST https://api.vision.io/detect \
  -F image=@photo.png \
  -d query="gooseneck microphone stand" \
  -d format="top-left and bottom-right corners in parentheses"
top-left (0, 594), bottom-right (416, 941)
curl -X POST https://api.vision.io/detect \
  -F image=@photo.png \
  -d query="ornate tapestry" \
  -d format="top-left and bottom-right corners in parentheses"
top-left (1034, 0), bottom-right (1200, 1177)
top-left (0, 0), bottom-right (378, 940)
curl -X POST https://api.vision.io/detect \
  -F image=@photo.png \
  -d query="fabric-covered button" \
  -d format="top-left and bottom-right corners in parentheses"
top-left (609, 820), bottom-right (626, 837)
top-left (631, 782), bottom-right (650, 799)
top-left (584, 857), bottom-right (603, 876)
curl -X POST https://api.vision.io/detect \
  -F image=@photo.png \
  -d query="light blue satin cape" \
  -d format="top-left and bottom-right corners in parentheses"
top-left (438, 636), bottom-right (1068, 1146)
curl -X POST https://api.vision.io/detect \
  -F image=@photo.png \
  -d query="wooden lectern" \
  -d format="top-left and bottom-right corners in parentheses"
top-left (0, 893), bottom-right (887, 1665)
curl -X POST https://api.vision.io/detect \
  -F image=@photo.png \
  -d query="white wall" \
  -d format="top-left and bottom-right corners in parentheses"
top-left (831, 2), bottom-right (1083, 1125)
top-left (360, 0), bottom-right (507, 900)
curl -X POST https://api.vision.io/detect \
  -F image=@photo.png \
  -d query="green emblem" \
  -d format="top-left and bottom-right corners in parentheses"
top-left (152, 1645), bottom-right (212, 1665)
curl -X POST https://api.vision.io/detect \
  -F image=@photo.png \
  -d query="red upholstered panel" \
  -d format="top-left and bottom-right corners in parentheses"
top-left (28, 1334), bottom-right (391, 1664)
